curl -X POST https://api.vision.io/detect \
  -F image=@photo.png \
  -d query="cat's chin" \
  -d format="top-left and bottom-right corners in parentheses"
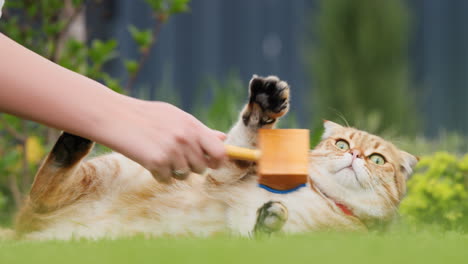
top-left (333, 168), bottom-right (365, 191)
top-left (311, 159), bottom-right (367, 192)
top-left (310, 170), bottom-right (396, 221)
top-left (309, 169), bottom-right (350, 201)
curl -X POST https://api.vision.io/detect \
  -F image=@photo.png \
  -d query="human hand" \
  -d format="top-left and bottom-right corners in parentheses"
top-left (96, 99), bottom-right (227, 183)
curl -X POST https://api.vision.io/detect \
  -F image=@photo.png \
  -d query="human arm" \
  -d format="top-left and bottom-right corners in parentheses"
top-left (0, 33), bottom-right (226, 181)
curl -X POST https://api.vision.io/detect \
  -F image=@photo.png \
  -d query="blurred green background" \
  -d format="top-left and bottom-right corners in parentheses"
top-left (0, 0), bottom-right (467, 244)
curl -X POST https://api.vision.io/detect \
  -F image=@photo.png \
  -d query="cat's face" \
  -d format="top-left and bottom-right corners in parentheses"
top-left (309, 121), bottom-right (417, 221)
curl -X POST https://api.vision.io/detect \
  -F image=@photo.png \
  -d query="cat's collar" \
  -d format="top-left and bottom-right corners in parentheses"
top-left (334, 201), bottom-right (354, 216)
top-left (258, 183), bottom-right (307, 194)
top-left (310, 182), bottom-right (355, 217)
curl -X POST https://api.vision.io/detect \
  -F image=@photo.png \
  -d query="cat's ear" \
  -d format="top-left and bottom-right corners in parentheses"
top-left (399, 151), bottom-right (419, 179)
top-left (321, 120), bottom-right (343, 140)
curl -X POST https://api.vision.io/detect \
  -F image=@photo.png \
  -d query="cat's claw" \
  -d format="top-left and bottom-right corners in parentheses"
top-left (254, 201), bottom-right (288, 235)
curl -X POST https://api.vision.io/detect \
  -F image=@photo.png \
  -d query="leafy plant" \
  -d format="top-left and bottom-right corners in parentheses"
top-left (126, 0), bottom-right (191, 93)
top-left (0, 0), bottom-right (190, 213)
top-left (400, 152), bottom-right (468, 231)
top-left (193, 72), bottom-right (246, 132)
top-left (0, 0), bottom-right (123, 209)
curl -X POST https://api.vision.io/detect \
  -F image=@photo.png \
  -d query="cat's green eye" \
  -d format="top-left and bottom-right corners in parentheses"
top-left (335, 140), bottom-right (350, 151)
top-left (369, 154), bottom-right (386, 165)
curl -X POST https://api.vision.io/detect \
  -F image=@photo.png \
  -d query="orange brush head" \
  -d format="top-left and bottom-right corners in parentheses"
top-left (257, 129), bottom-right (310, 191)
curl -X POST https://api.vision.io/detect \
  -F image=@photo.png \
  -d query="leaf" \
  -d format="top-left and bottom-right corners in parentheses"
top-left (101, 73), bottom-right (125, 94)
top-left (88, 39), bottom-right (118, 65)
top-left (5, 1), bottom-right (24, 9)
top-left (58, 39), bottom-right (88, 74)
top-left (72, 0), bottom-right (84, 7)
top-left (145, 0), bottom-right (190, 14)
top-left (170, 0), bottom-right (190, 14)
top-left (124, 60), bottom-right (139, 76)
top-left (128, 25), bottom-right (153, 51)
top-left (145, 0), bottom-right (165, 12)
top-left (26, 4), bottom-right (39, 17)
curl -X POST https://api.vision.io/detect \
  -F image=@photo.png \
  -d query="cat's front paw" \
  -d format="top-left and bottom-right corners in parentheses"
top-left (242, 75), bottom-right (290, 128)
top-left (254, 201), bottom-right (288, 235)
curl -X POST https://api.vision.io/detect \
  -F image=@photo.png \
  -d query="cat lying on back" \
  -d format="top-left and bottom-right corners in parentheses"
top-left (14, 75), bottom-right (418, 240)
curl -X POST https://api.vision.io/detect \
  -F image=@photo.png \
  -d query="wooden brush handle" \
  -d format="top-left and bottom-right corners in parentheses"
top-left (225, 144), bottom-right (261, 161)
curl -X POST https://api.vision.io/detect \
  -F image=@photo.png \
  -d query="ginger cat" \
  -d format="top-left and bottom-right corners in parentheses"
top-left (13, 75), bottom-right (417, 240)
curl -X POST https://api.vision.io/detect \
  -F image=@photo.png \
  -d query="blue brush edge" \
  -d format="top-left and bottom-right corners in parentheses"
top-left (258, 183), bottom-right (307, 194)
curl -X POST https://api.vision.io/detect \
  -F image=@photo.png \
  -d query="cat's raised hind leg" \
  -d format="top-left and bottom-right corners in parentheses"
top-left (28, 132), bottom-right (94, 207)
top-left (16, 132), bottom-right (95, 233)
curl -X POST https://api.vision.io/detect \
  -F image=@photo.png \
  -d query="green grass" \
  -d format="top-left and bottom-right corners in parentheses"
top-left (1, 232), bottom-right (467, 264)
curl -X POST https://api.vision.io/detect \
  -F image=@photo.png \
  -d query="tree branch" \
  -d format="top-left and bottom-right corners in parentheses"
top-left (8, 173), bottom-right (23, 209)
top-left (0, 116), bottom-right (26, 143)
top-left (125, 15), bottom-right (166, 94)
top-left (49, 3), bottom-right (86, 62)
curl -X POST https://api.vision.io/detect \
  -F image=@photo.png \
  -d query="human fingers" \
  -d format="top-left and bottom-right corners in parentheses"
top-left (184, 140), bottom-right (208, 174)
top-left (195, 119), bottom-right (224, 139)
top-left (198, 131), bottom-right (226, 169)
top-left (150, 165), bottom-right (172, 184)
top-left (213, 130), bottom-right (227, 141)
top-left (170, 148), bottom-right (191, 180)
top-left (142, 149), bottom-right (174, 183)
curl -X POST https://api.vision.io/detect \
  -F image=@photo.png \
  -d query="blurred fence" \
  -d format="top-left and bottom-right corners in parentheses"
top-left (409, 0), bottom-right (468, 137)
top-left (86, 0), bottom-right (468, 137)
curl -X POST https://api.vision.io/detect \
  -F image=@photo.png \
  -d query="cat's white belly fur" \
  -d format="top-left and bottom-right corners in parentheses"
top-left (23, 154), bottom-right (227, 240)
top-left (225, 182), bottom-right (361, 236)
top-left (22, 159), bottom-right (349, 240)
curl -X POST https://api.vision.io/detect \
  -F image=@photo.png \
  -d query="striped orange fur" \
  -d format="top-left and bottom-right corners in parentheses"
top-left (11, 75), bottom-right (417, 240)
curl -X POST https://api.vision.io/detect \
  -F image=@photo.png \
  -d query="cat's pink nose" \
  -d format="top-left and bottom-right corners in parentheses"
top-left (351, 149), bottom-right (362, 160)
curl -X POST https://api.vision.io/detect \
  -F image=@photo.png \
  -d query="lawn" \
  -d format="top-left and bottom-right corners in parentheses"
top-left (0, 231), bottom-right (467, 264)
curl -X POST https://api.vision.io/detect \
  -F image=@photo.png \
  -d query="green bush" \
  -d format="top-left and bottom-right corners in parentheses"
top-left (400, 152), bottom-right (468, 231)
